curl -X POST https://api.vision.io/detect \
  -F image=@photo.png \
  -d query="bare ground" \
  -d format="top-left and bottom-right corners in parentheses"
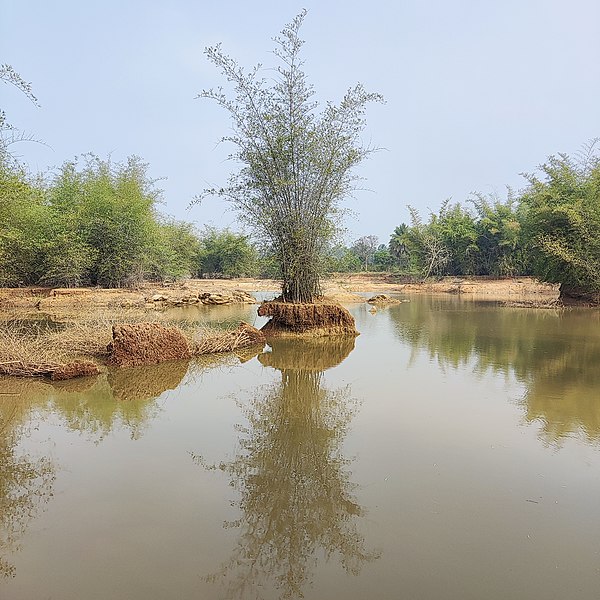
top-left (0, 274), bottom-right (559, 314)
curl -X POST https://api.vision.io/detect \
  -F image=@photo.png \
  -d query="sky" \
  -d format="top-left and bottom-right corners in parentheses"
top-left (2, 0), bottom-right (599, 246)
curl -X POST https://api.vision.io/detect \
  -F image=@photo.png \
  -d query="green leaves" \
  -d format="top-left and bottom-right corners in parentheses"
top-left (521, 143), bottom-right (600, 291)
top-left (197, 228), bottom-right (258, 278)
top-left (0, 154), bottom-right (200, 288)
top-left (198, 12), bottom-right (381, 301)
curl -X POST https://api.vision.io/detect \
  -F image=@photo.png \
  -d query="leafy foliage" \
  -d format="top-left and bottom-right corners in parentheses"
top-left (520, 142), bottom-right (600, 292)
top-left (198, 11), bottom-right (382, 301)
top-left (197, 228), bottom-right (258, 278)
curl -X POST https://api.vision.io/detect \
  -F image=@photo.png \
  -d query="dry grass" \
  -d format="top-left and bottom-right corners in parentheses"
top-left (192, 322), bottom-right (266, 355)
top-left (0, 311), bottom-right (266, 378)
top-left (0, 322), bottom-right (100, 378)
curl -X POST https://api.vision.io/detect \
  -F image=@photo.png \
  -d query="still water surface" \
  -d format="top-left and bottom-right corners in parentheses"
top-left (1, 297), bottom-right (599, 599)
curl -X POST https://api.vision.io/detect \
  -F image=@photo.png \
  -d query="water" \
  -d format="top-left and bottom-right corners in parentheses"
top-left (1, 297), bottom-right (599, 599)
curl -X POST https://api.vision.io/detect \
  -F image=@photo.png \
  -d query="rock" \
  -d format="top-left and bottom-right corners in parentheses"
top-left (107, 323), bottom-right (191, 367)
top-left (199, 290), bottom-right (256, 305)
top-left (232, 290), bottom-right (257, 304)
top-left (199, 293), bottom-right (230, 305)
top-left (152, 294), bottom-right (168, 302)
top-left (367, 294), bottom-right (401, 305)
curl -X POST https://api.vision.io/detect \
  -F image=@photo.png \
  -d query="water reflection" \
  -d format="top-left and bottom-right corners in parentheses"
top-left (0, 359), bottom-right (193, 577)
top-left (389, 298), bottom-right (600, 443)
top-left (196, 337), bottom-right (379, 599)
top-left (0, 381), bottom-right (55, 578)
top-left (52, 361), bottom-right (190, 441)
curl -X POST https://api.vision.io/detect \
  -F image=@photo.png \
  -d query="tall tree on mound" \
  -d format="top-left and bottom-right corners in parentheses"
top-left (197, 11), bottom-right (382, 303)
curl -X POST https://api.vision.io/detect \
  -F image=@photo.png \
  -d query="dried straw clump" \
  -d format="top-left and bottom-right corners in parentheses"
top-left (0, 321), bottom-right (100, 379)
top-left (193, 322), bottom-right (266, 355)
top-left (258, 300), bottom-right (358, 337)
top-left (106, 321), bottom-right (265, 367)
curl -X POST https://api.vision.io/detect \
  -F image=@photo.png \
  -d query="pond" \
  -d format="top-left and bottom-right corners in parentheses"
top-left (1, 296), bottom-right (599, 599)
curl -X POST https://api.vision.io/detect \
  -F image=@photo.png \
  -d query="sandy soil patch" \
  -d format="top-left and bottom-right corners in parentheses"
top-left (0, 274), bottom-right (559, 315)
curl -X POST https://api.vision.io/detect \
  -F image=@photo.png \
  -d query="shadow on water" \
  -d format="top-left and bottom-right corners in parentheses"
top-left (194, 336), bottom-right (379, 600)
top-left (388, 297), bottom-right (600, 444)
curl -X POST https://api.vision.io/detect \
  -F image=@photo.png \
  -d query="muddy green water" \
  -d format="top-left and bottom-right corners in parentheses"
top-left (1, 297), bottom-right (600, 599)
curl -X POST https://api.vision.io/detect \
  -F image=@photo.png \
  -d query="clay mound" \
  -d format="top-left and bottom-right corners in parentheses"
top-left (107, 322), bottom-right (191, 367)
top-left (258, 300), bottom-right (358, 337)
top-left (258, 336), bottom-right (356, 371)
top-left (367, 294), bottom-right (401, 305)
top-left (51, 361), bottom-right (101, 381)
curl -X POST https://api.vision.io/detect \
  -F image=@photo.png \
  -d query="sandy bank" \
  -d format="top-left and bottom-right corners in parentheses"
top-left (0, 274), bottom-right (559, 313)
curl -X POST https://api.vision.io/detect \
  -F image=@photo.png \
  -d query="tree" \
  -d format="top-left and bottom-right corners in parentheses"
top-left (372, 244), bottom-right (394, 271)
top-left (433, 201), bottom-right (479, 275)
top-left (0, 164), bottom-right (50, 286)
top-left (404, 206), bottom-right (450, 279)
top-left (146, 219), bottom-right (202, 282)
top-left (520, 141), bottom-right (600, 298)
top-left (48, 154), bottom-right (161, 287)
top-left (0, 64), bottom-right (40, 167)
top-left (389, 224), bottom-right (410, 270)
top-left (323, 244), bottom-right (362, 273)
top-left (470, 192), bottom-right (526, 276)
top-left (197, 227), bottom-right (258, 278)
top-left (197, 11), bottom-right (382, 302)
top-left (352, 235), bottom-right (379, 271)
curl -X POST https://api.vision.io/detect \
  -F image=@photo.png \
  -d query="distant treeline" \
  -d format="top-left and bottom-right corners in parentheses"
top-left (0, 154), bottom-right (260, 287)
top-left (1, 143), bottom-right (599, 293)
top-left (334, 141), bottom-right (600, 296)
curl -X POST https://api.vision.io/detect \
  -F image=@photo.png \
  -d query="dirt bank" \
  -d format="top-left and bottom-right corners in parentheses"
top-left (321, 273), bottom-right (559, 302)
top-left (0, 274), bottom-right (560, 313)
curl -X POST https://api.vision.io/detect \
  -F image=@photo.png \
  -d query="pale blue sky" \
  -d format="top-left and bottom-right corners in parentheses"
top-left (2, 0), bottom-right (599, 245)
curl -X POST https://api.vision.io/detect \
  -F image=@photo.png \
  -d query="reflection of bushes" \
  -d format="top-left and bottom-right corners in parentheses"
top-left (0, 392), bottom-right (55, 578)
top-left (52, 362), bottom-right (189, 441)
top-left (390, 299), bottom-right (600, 443)
top-left (196, 339), bottom-right (377, 599)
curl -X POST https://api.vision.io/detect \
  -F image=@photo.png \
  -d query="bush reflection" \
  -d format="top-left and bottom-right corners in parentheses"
top-left (389, 298), bottom-right (600, 443)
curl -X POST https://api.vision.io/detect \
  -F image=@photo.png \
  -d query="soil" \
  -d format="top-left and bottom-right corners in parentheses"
top-left (107, 323), bottom-right (192, 367)
top-left (258, 299), bottom-right (358, 337)
top-left (0, 274), bottom-right (561, 315)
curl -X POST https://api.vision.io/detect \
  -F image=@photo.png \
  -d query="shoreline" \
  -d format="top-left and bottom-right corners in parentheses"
top-left (0, 275), bottom-right (560, 314)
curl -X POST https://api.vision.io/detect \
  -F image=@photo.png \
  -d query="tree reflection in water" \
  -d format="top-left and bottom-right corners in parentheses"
top-left (195, 337), bottom-right (379, 599)
top-left (0, 380), bottom-right (55, 578)
top-left (389, 298), bottom-right (600, 444)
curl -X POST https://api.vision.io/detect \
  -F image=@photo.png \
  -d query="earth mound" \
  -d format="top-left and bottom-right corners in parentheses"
top-left (107, 323), bottom-right (191, 367)
top-left (257, 299), bottom-right (358, 337)
top-left (559, 285), bottom-right (600, 306)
